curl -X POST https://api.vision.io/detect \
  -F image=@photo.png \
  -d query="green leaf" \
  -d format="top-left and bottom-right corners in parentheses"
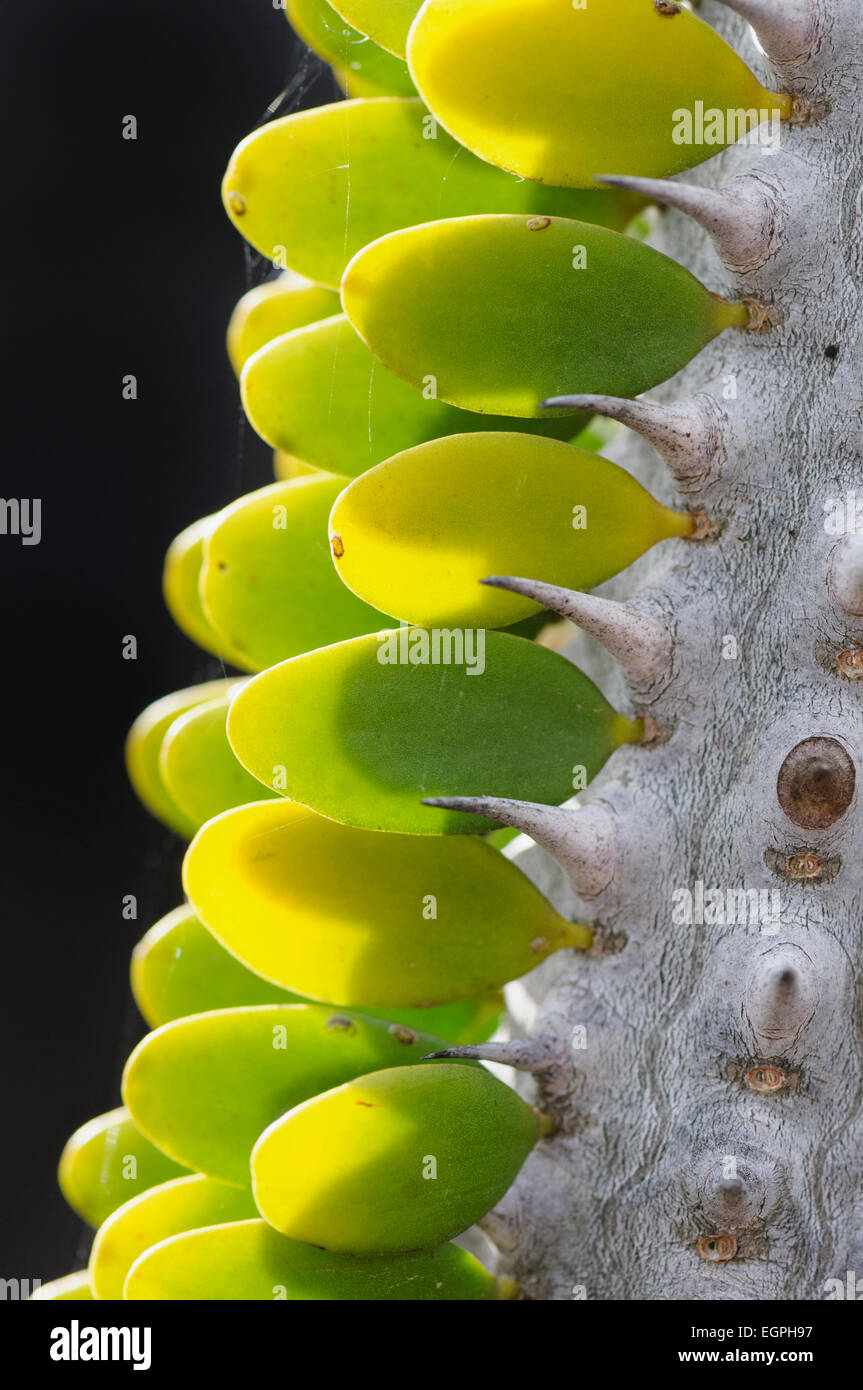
top-left (132, 904), bottom-right (503, 1041)
top-left (199, 475), bottom-right (389, 670)
top-left (222, 97), bottom-right (644, 289)
top-left (330, 431), bottom-right (694, 627)
top-left (182, 801), bottom-right (588, 1009)
top-left (131, 905), bottom-right (308, 1027)
top-left (58, 1108), bottom-right (188, 1228)
top-left (89, 1176), bottom-right (257, 1302)
top-left (285, 0), bottom-right (415, 97)
top-left (328, 0), bottom-right (418, 57)
top-left (241, 314), bottom-right (588, 477)
top-left (123, 1002), bottom-right (455, 1186)
top-left (163, 518), bottom-right (252, 668)
top-left (252, 1063), bottom-right (547, 1253)
top-left (125, 680), bottom-right (238, 838)
top-left (124, 1219), bottom-right (510, 1300)
top-left (159, 693), bottom-right (279, 830)
top-left (407, 0), bottom-right (791, 187)
top-left (342, 213), bottom-right (749, 416)
top-left (226, 272), bottom-right (340, 374)
top-left (29, 1273), bottom-right (93, 1302)
top-left (227, 630), bottom-right (642, 833)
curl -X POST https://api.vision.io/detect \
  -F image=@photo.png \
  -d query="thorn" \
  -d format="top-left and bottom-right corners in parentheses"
top-left (421, 795), bottom-right (616, 900)
top-left (744, 948), bottom-right (819, 1056)
top-left (829, 534), bottom-right (863, 618)
top-left (423, 1037), bottom-right (562, 1074)
top-left (541, 392), bottom-right (720, 483)
top-left (595, 173), bottom-right (778, 274)
top-left (482, 577), bottom-right (672, 685)
top-left (715, 0), bottom-right (821, 65)
top-left (476, 1191), bottom-right (524, 1253)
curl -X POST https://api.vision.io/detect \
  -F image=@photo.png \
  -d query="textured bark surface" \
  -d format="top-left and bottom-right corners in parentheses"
top-left (500, 0), bottom-right (863, 1300)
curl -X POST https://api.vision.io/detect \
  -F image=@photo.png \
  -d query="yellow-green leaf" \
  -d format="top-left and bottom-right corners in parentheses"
top-left (199, 475), bottom-right (389, 670)
top-left (285, 0), bottom-right (415, 97)
top-left (124, 1219), bottom-right (510, 1300)
top-left (241, 314), bottom-right (587, 477)
top-left (123, 1002), bottom-right (454, 1185)
top-left (182, 801), bottom-right (588, 1008)
top-left (252, 1063), bottom-right (547, 1252)
top-left (159, 692), bottom-right (279, 830)
top-left (125, 680), bottom-right (237, 837)
top-left (222, 97), bottom-right (644, 289)
top-left (58, 1108), bottom-right (188, 1229)
top-left (342, 213), bottom-right (748, 416)
top-left (89, 1176), bottom-right (257, 1301)
top-left (330, 431), bottom-right (693, 626)
top-left (227, 631), bottom-right (642, 833)
top-left (132, 903), bottom-right (503, 1040)
top-left (407, 0), bottom-right (791, 188)
top-left (226, 272), bottom-right (340, 375)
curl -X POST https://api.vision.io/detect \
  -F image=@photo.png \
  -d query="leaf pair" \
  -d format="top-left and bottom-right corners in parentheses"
top-left (132, 904), bottom-right (502, 1042)
top-left (122, 1002), bottom-right (455, 1185)
top-left (222, 96), bottom-right (644, 289)
top-left (125, 1215), bottom-right (508, 1300)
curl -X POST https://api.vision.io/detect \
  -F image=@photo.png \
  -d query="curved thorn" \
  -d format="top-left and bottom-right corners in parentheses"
top-left (829, 534), bottom-right (863, 618)
top-left (595, 173), bottom-right (778, 274)
top-left (540, 392), bottom-right (720, 483)
top-left (715, 0), bottom-right (821, 64)
top-left (482, 577), bottom-right (672, 685)
top-left (423, 1038), bottom-right (560, 1073)
top-left (421, 795), bottom-right (616, 900)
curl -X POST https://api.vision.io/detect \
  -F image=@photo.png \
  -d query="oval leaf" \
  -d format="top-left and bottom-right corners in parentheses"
top-left (227, 272), bottom-right (340, 374)
top-left (241, 314), bottom-right (586, 477)
top-left (199, 475), bottom-right (389, 670)
top-left (252, 1063), bottom-right (544, 1252)
top-left (58, 1108), bottom-right (188, 1229)
top-left (30, 1273), bottom-right (93, 1302)
top-left (132, 903), bottom-right (502, 1041)
top-left (342, 213), bottom-right (748, 416)
top-left (125, 1219), bottom-right (508, 1300)
top-left (122, 1003), bottom-right (454, 1185)
top-left (330, 431), bottom-right (694, 626)
top-left (227, 630), bottom-right (642, 833)
top-left (89, 1175), bottom-right (257, 1301)
top-left (182, 801), bottom-right (584, 1008)
top-left (222, 97), bottom-right (643, 288)
top-left (159, 693), bottom-right (279, 830)
top-left (163, 518), bottom-right (252, 666)
top-left (407, 0), bottom-right (791, 187)
top-left (328, 0), bottom-right (417, 57)
top-left (285, 0), bottom-right (415, 97)
top-left (125, 680), bottom-right (238, 837)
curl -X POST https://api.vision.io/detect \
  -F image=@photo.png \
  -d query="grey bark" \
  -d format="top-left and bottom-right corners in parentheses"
top-left (497, 0), bottom-right (863, 1300)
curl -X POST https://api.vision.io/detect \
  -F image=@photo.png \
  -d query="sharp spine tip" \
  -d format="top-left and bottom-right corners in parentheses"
top-left (595, 173), bottom-right (778, 274)
top-left (715, 0), bottom-right (820, 65)
top-left (423, 1039), bottom-right (560, 1073)
top-left (483, 577), bottom-right (672, 686)
top-left (421, 793), bottom-right (616, 900)
top-left (539, 392), bottom-right (720, 483)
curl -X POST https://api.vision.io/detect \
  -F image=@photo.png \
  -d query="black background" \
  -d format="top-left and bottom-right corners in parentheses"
top-left (0, 0), bottom-right (333, 1282)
